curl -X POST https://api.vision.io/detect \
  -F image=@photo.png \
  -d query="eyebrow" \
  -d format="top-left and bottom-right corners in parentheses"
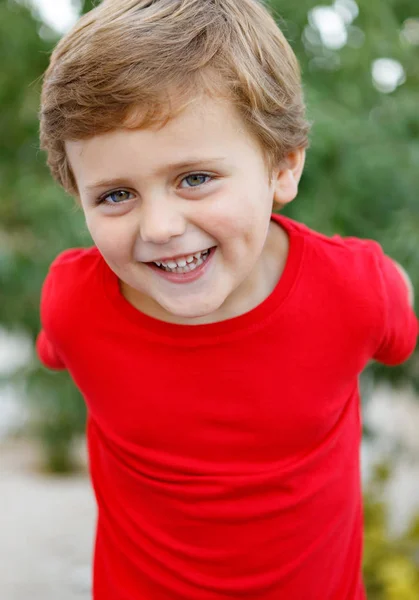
top-left (84, 157), bottom-right (227, 192)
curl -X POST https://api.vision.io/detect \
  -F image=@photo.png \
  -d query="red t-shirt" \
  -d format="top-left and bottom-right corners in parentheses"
top-left (37, 215), bottom-right (418, 599)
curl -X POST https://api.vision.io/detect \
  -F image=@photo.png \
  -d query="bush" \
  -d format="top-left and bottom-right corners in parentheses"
top-left (363, 463), bottom-right (419, 599)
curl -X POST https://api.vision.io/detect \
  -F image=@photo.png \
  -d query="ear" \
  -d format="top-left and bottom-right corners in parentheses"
top-left (272, 148), bottom-right (306, 208)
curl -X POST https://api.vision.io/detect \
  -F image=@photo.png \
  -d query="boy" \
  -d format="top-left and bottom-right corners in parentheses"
top-left (37, 0), bottom-right (417, 598)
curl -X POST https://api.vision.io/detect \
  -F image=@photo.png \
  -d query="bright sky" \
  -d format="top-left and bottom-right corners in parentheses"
top-left (32, 0), bottom-right (79, 33)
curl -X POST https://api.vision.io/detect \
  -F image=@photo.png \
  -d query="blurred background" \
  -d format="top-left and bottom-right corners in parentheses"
top-left (0, 0), bottom-right (418, 598)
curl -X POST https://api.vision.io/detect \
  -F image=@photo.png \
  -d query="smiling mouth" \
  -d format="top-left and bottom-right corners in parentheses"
top-left (149, 248), bottom-right (213, 274)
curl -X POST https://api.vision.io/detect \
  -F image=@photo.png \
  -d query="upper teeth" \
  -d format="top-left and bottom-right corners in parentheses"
top-left (155, 250), bottom-right (208, 268)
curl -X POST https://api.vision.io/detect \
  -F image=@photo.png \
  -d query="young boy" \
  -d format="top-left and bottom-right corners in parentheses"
top-left (37, 0), bottom-right (417, 598)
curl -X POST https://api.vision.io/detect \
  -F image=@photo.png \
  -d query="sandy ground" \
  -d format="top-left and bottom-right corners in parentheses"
top-left (0, 440), bottom-right (96, 600)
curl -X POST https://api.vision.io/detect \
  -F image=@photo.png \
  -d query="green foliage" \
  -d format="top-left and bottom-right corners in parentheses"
top-left (0, 0), bottom-right (88, 470)
top-left (24, 362), bottom-right (86, 473)
top-left (363, 463), bottom-right (419, 599)
top-left (81, 0), bottom-right (97, 15)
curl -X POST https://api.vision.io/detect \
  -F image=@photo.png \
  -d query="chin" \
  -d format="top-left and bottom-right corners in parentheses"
top-left (161, 298), bottom-right (223, 322)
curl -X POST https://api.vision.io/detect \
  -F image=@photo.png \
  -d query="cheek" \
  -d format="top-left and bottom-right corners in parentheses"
top-left (205, 185), bottom-right (271, 244)
top-left (85, 214), bottom-right (133, 263)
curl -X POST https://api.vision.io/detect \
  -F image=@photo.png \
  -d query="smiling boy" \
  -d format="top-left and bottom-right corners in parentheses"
top-left (66, 96), bottom-right (298, 323)
top-left (37, 1), bottom-right (418, 599)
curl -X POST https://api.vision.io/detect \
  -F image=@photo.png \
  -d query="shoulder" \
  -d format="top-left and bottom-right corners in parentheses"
top-left (48, 246), bottom-right (102, 272)
top-left (275, 215), bottom-right (392, 353)
top-left (276, 214), bottom-right (385, 281)
top-left (40, 247), bottom-right (104, 331)
top-left (277, 215), bottom-right (419, 363)
top-left (45, 246), bottom-right (103, 288)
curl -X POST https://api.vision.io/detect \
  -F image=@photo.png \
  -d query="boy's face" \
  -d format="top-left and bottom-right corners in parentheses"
top-left (66, 96), bottom-right (301, 323)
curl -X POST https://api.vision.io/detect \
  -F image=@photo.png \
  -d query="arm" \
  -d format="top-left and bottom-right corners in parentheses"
top-left (36, 329), bottom-right (66, 370)
top-left (391, 260), bottom-right (414, 307)
top-left (372, 252), bottom-right (417, 365)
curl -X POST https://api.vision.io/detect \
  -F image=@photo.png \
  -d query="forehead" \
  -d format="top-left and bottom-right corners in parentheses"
top-left (65, 96), bottom-right (261, 187)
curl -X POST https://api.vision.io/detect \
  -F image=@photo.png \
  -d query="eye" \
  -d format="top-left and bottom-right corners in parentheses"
top-left (179, 173), bottom-right (212, 189)
top-left (100, 190), bottom-right (134, 205)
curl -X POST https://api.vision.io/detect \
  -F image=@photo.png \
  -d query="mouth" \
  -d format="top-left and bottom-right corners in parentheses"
top-left (145, 247), bottom-right (216, 282)
top-left (147, 247), bottom-right (214, 274)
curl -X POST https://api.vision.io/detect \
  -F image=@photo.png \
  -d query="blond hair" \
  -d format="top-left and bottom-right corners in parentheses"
top-left (40, 0), bottom-right (310, 195)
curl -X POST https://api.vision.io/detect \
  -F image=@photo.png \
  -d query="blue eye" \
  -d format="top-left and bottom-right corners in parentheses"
top-left (101, 190), bottom-right (133, 204)
top-left (180, 174), bottom-right (211, 188)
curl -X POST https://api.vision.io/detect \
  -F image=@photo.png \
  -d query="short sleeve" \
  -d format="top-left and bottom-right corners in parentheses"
top-left (36, 329), bottom-right (66, 370)
top-left (371, 244), bottom-right (418, 365)
top-left (36, 250), bottom-right (76, 371)
top-left (36, 247), bottom-right (99, 371)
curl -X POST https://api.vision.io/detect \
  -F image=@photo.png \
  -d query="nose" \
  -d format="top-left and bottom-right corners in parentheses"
top-left (139, 198), bottom-right (186, 244)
